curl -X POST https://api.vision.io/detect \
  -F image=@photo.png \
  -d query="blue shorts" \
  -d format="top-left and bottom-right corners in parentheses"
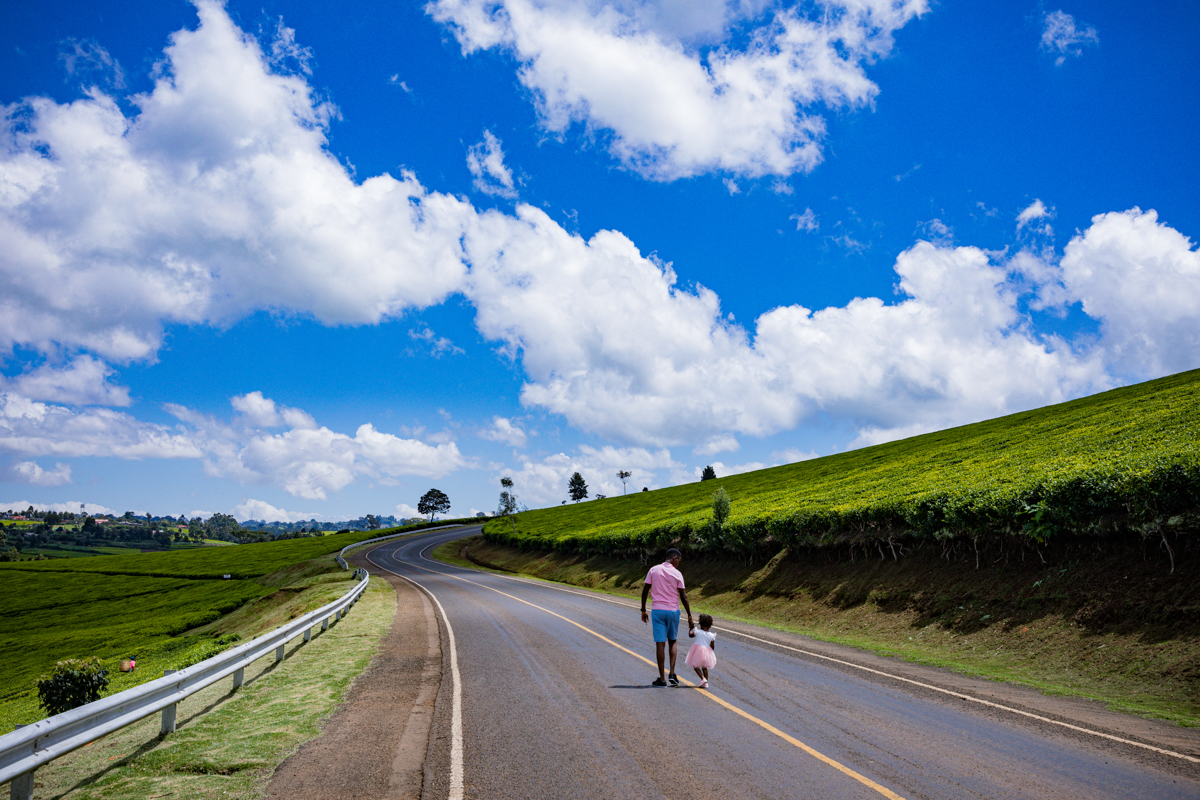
top-left (651, 609), bottom-right (680, 643)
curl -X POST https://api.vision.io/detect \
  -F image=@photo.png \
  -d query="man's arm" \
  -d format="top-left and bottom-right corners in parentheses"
top-left (678, 587), bottom-right (694, 630)
top-left (641, 583), bottom-right (651, 624)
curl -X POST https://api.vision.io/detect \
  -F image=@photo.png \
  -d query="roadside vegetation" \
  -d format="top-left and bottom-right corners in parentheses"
top-left (482, 369), bottom-right (1200, 562)
top-left (0, 519), bottom-right (475, 733)
top-left (447, 535), bottom-right (1200, 726)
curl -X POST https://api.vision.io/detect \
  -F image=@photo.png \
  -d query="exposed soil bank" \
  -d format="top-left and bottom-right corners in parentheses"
top-left (457, 535), bottom-right (1200, 726)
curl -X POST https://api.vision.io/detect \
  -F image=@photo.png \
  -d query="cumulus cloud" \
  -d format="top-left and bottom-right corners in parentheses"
top-left (500, 444), bottom-right (676, 504)
top-left (230, 391), bottom-right (316, 429)
top-left (479, 416), bottom-right (528, 447)
top-left (168, 397), bottom-right (467, 500)
top-left (233, 498), bottom-right (321, 523)
top-left (1017, 198), bottom-right (1053, 231)
top-left (463, 204), bottom-right (1122, 448)
top-left (0, 392), bottom-right (204, 459)
top-left (0, 0), bottom-right (472, 364)
top-left (0, 357), bottom-right (131, 406)
top-left (12, 461), bottom-right (73, 486)
top-left (429, 0), bottom-right (928, 180)
top-left (1041, 10), bottom-right (1099, 66)
top-left (1060, 208), bottom-right (1200, 378)
top-left (467, 130), bottom-right (518, 198)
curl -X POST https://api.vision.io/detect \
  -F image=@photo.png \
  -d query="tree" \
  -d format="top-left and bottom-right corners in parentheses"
top-left (568, 472), bottom-right (588, 503)
top-left (418, 489), bottom-right (451, 521)
top-left (497, 476), bottom-right (518, 517)
top-left (37, 657), bottom-right (109, 716)
top-left (701, 465), bottom-right (717, 481)
top-left (617, 470), bottom-right (631, 494)
top-left (366, 514), bottom-right (379, 530)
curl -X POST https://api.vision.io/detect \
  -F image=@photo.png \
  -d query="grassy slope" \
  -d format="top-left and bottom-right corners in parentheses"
top-left (0, 521), bottom-right (470, 731)
top-left (1, 569), bottom-right (395, 800)
top-left (486, 369), bottom-right (1200, 552)
top-left (450, 536), bottom-right (1200, 726)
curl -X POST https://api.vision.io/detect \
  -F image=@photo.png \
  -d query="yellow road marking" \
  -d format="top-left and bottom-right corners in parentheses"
top-left (380, 544), bottom-right (906, 800)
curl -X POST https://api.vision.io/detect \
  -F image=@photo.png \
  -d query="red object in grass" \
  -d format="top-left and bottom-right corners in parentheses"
top-left (119, 659), bottom-right (136, 672)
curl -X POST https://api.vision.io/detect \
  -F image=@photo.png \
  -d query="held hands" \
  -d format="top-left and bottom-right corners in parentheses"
top-left (641, 609), bottom-right (648, 624)
top-left (688, 616), bottom-right (695, 632)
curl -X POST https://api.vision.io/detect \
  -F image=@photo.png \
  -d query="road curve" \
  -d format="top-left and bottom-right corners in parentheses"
top-left (367, 526), bottom-right (1200, 800)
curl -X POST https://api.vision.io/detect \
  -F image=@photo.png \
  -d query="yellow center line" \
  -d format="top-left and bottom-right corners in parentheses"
top-left (392, 550), bottom-right (906, 800)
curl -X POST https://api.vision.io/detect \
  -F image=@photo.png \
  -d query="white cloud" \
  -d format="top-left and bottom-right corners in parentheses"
top-left (463, 204), bottom-right (1112, 449)
top-left (12, 461), bottom-right (73, 486)
top-left (1060, 208), bottom-right (1200, 378)
top-left (479, 416), bottom-right (528, 448)
top-left (167, 394), bottom-right (467, 500)
top-left (233, 498), bottom-right (322, 523)
top-left (0, 500), bottom-right (115, 516)
top-left (1041, 10), bottom-right (1099, 66)
top-left (429, 0), bottom-right (928, 180)
top-left (0, 392), bottom-right (204, 459)
top-left (467, 130), bottom-right (518, 198)
top-left (59, 39), bottom-right (126, 90)
top-left (409, 324), bottom-right (465, 357)
top-left (0, 357), bottom-right (131, 406)
top-left (231, 391), bottom-right (316, 429)
top-left (790, 208), bottom-right (818, 232)
top-left (771, 447), bottom-right (818, 463)
top-left (699, 460), bottom-right (766, 479)
top-left (692, 434), bottom-right (739, 456)
top-left (395, 502), bottom-right (422, 519)
top-left (1017, 198), bottom-right (1053, 229)
top-left (500, 444), bottom-right (676, 504)
top-left (0, 0), bottom-right (472, 364)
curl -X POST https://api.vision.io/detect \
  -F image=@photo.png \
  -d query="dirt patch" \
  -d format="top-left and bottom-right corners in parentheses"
top-left (458, 535), bottom-right (1200, 726)
top-left (264, 555), bottom-right (441, 800)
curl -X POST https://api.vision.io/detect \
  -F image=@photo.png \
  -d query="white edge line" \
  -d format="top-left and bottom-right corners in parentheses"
top-left (416, 535), bottom-right (1200, 766)
top-left (366, 547), bottom-right (465, 800)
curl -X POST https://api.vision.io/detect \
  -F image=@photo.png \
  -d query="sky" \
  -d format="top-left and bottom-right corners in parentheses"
top-left (1, 0), bottom-right (1198, 523)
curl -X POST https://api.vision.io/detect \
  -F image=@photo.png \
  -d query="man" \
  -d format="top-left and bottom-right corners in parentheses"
top-left (641, 547), bottom-right (694, 686)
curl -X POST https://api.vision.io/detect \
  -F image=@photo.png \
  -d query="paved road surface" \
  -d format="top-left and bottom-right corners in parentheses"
top-left (364, 526), bottom-right (1200, 800)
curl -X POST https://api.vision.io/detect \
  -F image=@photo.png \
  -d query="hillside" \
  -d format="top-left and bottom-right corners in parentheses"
top-left (484, 369), bottom-right (1200, 559)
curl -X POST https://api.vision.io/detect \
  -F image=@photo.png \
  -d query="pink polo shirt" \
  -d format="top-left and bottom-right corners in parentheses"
top-left (644, 561), bottom-right (685, 611)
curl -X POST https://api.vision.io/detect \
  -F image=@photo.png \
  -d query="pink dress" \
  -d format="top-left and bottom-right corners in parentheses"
top-left (685, 628), bottom-right (717, 670)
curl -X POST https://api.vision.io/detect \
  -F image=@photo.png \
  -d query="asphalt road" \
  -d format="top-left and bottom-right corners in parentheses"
top-left (365, 526), bottom-right (1200, 800)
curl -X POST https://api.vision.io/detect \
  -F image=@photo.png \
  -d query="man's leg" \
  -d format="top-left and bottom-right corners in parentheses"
top-left (668, 639), bottom-right (678, 675)
top-left (655, 641), bottom-right (667, 680)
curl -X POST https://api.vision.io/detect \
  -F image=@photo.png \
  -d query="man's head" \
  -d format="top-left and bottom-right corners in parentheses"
top-left (665, 547), bottom-right (682, 566)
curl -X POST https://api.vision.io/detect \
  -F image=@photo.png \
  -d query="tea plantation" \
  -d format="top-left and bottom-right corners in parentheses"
top-left (483, 368), bottom-right (1200, 557)
top-left (0, 519), bottom-right (475, 729)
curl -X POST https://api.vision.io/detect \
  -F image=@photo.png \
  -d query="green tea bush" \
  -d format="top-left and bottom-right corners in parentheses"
top-left (37, 657), bottom-right (109, 716)
top-left (483, 369), bottom-right (1200, 558)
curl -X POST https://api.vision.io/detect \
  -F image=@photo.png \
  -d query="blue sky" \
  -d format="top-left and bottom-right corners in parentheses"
top-left (2, 0), bottom-right (1198, 522)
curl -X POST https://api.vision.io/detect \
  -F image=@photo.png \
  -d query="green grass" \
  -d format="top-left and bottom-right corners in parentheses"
top-left (485, 369), bottom-right (1200, 555)
top-left (0, 569), bottom-right (396, 799)
top-left (0, 520), bottom-right (472, 732)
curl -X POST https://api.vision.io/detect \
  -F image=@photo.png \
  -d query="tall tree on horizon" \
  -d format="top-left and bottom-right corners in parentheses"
top-left (568, 472), bottom-right (589, 503)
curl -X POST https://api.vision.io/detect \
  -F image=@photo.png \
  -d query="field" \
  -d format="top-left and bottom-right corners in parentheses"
top-left (0, 519), bottom-right (475, 731)
top-left (483, 369), bottom-right (1200, 557)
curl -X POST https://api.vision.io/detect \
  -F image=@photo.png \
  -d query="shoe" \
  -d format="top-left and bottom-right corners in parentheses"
top-left (652, 678), bottom-right (667, 687)
top-left (698, 680), bottom-right (708, 689)
top-left (668, 673), bottom-right (679, 686)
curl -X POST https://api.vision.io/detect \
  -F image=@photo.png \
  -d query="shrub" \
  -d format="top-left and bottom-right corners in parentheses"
top-left (36, 657), bottom-right (109, 716)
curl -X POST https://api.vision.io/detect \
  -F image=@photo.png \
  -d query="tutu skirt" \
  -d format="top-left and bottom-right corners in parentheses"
top-left (685, 642), bottom-right (716, 670)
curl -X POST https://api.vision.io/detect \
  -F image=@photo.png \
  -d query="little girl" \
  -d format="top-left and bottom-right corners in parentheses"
top-left (684, 613), bottom-right (717, 688)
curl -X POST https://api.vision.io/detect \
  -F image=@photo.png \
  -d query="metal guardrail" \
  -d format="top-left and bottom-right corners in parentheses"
top-left (335, 523), bottom-right (468, 569)
top-left (1, 567), bottom-right (370, 799)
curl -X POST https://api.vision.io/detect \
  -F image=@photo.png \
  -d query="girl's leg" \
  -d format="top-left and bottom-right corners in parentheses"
top-left (702, 667), bottom-right (709, 679)
top-left (693, 667), bottom-right (705, 680)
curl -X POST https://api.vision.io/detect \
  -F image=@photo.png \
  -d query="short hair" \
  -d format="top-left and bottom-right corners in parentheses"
top-left (699, 613), bottom-right (714, 627)
top-left (665, 548), bottom-right (682, 559)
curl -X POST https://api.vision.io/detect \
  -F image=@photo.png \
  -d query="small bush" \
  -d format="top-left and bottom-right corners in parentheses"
top-left (36, 657), bottom-right (109, 716)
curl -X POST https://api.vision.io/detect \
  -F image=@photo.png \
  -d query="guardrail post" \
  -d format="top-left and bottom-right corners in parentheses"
top-left (303, 627), bottom-right (312, 643)
top-left (322, 617), bottom-right (329, 631)
top-left (10, 724), bottom-right (33, 800)
top-left (161, 670), bottom-right (178, 734)
top-left (233, 667), bottom-right (244, 689)
top-left (275, 644), bottom-right (285, 662)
